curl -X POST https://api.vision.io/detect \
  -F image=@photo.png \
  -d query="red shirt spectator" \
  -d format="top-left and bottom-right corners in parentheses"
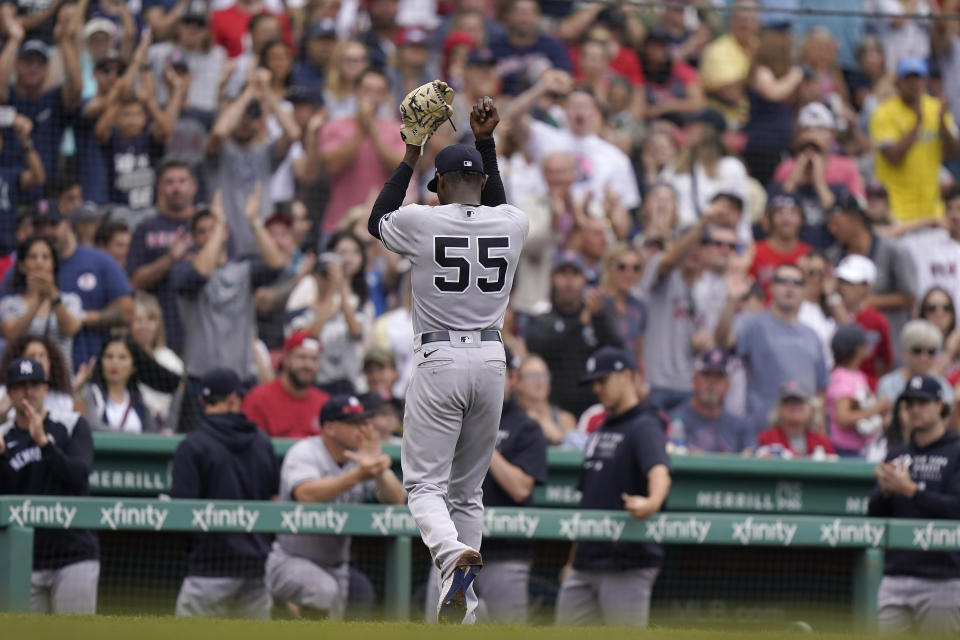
top-left (756, 426), bottom-right (836, 456)
top-left (749, 194), bottom-right (811, 301)
top-left (750, 241), bottom-right (812, 301)
top-left (211, 2), bottom-right (293, 58)
top-left (242, 331), bottom-right (329, 438)
top-left (569, 44), bottom-right (644, 86)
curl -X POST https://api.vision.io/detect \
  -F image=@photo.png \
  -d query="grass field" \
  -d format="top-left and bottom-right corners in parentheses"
top-left (0, 614), bottom-right (940, 640)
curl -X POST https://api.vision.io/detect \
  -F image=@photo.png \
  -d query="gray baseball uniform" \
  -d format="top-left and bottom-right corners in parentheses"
top-left (266, 436), bottom-right (378, 618)
top-left (378, 201), bottom-right (528, 606)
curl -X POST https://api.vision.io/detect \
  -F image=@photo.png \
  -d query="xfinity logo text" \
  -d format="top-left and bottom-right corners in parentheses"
top-left (819, 519), bottom-right (884, 548)
top-left (731, 517), bottom-right (797, 546)
top-left (371, 506), bottom-right (417, 536)
top-left (645, 515), bottom-right (712, 544)
top-left (483, 509), bottom-right (540, 538)
top-left (8, 499), bottom-right (76, 529)
top-left (558, 513), bottom-right (626, 541)
top-left (912, 522), bottom-right (960, 551)
top-left (281, 504), bottom-right (348, 534)
top-left (100, 502), bottom-right (168, 531)
top-left (191, 503), bottom-right (259, 533)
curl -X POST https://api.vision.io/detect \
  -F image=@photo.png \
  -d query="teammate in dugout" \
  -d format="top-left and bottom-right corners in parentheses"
top-left (367, 83), bottom-right (528, 623)
top-left (868, 374), bottom-right (960, 634)
top-left (0, 357), bottom-right (99, 614)
top-left (556, 346), bottom-right (672, 627)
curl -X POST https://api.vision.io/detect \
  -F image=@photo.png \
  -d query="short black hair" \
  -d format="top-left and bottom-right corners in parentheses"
top-left (156, 157), bottom-right (195, 182)
top-left (190, 207), bottom-right (214, 233)
top-left (45, 172), bottom-right (80, 199)
top-left (711, 192), bottom-right (744, 213)
top-left (94, 219), bottom-right (129, 247)
top-left (356, 66), bottom-right (390, 89)
top-left (945, 185), bottom-right (960, 206)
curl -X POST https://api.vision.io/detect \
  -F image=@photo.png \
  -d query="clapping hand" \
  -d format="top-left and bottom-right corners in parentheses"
top-left (344, 426), bottom-right (391, 479)
top-left (21, 399), bottom-right (48, 447)
top-left (244, 182), bottom-right (263, 228)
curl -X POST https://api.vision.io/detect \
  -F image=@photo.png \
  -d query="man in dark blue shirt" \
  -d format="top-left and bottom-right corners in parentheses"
top-left (292, 19), bottom-right (336, 90)
top-left (0, 9), bottom-right (82, 201)
top-left (476, 348), bottom-right (548, 623)
top-left (0, 357), bottom-right (99, 613)
top-left (868, 374), bottom-right (960, 634)
top-left (556, 346), bottom-right (671, 627)
top-left (488, 0), bottom-right (571, 96)
top-left (171, 367), bottom-right (280, 618)
top-left (669, 349), bottom-right (752, 453)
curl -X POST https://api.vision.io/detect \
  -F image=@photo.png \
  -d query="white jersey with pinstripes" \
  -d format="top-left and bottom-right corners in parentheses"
top-left (379, 203), bottom-right (529, 334)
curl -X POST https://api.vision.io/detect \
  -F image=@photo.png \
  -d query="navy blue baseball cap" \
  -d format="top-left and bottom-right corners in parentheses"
top-left (899, 374), bottom-right (943, 402)
top-left (321, 394), bottom-right (368, 423)
top-left (427, 145), bottom-right (484, 193)
top-left (33, 199), bottom-right (64, 225)
top-left (287, 85), bottom-right (325, 107)
top-left (19, 39), bottom-right (50, 61)
top-left (581, 347), bottom-right (636, 383)
top-left (552, 250), bottom-right (586, 275)
top-left (200, 367), bottom-right (244, 399)
top-left (695, 348), bottom-right (729, 374)
top-left (467, 48), bottom-right (497, 68)
top-left (305, 18), bottom-right (337, 39)
top-left (7, 358), bottom-right (48, 386)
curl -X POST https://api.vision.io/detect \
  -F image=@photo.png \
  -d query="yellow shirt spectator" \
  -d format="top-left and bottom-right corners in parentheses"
top-left (870, 94), bottom-right (957, 223)
top-left (700, 34), bottom-right (751, 90)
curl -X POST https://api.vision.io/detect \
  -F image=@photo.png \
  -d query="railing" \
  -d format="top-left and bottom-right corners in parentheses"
top-left (3, 495), bottom-right (959, 624)
top-left (89, 433), bottom-right (878, 515)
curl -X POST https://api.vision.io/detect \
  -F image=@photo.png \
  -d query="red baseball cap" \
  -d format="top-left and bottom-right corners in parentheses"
top-left (284, 330), bottom-right (320, 354)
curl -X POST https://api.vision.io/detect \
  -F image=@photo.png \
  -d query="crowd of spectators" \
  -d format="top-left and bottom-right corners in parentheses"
top-left (2, 0), bottom-right (960, 465)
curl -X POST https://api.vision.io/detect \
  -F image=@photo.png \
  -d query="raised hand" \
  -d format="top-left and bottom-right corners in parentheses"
top-left (168, 227), bottom-right (192, 261)
top-left (245, 182), bottom-right (263, 228)
top-left (22, 399), bottom-right (49, 447)
top-left (469, 96), bottom-right (499, 141)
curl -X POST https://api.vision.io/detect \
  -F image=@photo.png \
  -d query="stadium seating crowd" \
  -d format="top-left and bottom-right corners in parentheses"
top-left (3, 0), bottom-right (960, 623)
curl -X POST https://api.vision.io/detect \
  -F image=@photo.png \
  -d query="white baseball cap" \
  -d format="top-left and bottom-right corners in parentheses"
top-left (835, 254), bottom-right (877, 286)
top-left (797, 102), bottom-right (836, 130)
top-left (83, 18), bottom-right (118, 40)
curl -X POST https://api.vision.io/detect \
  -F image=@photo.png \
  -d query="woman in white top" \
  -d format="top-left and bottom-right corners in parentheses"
top-left (286, 230), bottom-right (374, 394)
top-left (131, 292), bottom-right (184, 429)
top-left (77, 337), bottom-right (182, 434)
top-left (0, 335), bottom-right (75, 417)
top-left (661, 109), bottom-right (751, 244)
top-left (0, 237), bottom-right (83, 372)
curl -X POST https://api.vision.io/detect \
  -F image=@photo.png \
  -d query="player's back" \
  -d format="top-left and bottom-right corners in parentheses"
top-left (378, 202), bottom-right (528, 333)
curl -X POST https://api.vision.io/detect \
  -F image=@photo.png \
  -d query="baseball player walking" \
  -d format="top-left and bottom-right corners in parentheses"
top-left (368, 84), bottom-right (528, 623)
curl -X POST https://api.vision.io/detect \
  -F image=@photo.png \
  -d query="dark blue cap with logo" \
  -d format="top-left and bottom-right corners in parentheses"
top-left (33, 199), bottom-right (63, 225)
top-left (899, 374), bottom-right (943, 402)
top-left (696, 348), bottom-right (729, 374)
top-left (467, 48), bottom-right (497, 67)
top-left (552, 250), bottom-right (586, 274)
top-left (200, 367), bottom-right (244, 399)
top-left (7, 358), bottom-right (47, 386)
top-left (321, 394), bottom-right (368, 423)
top-left (306, 18), bottom-right (337, 39)
top-left (427, 145), bottom-right (484, 193)
top-left (581, 346), bottom-right (636, 383)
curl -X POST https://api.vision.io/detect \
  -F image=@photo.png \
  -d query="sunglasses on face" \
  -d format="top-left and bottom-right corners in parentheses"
top-left (772, 276), bottom-right (804, 287)
top-left (703, 239), bottom-right (737, 250)
top-left (924, 303), bottom-right (954, 313)
top-left (616, 262), bottom-right (641, 273)
top-left (910, 346), bottom-right (938, 356)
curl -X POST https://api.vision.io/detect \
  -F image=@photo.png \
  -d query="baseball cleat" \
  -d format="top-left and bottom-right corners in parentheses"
top-left (437, 549), bottom-right (483, 624)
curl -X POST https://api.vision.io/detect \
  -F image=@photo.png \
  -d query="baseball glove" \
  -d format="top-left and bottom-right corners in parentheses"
top-left (399, 80), bottom-right (455, 147)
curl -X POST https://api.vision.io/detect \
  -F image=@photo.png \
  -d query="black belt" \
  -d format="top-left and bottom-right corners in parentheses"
top-left (421, 330), bottom-right (502, 345)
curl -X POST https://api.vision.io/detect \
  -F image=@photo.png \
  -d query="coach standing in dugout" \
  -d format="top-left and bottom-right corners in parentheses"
top-left (868, 374), bottom-right (960, 634)
top-left (556, 346), bottom-right (671, 627)
top-left (170, 367), bottom-right (279, 618)
top-left (0, 357), bottom-right (99, 614)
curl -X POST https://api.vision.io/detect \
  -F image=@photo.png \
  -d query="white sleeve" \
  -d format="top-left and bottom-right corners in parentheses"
top-left (379, 204), bottom-right (429, 257)
top-left (281, 442), bottom-right (323, 497)
top-left (611, 153), bottom-right (642, 210)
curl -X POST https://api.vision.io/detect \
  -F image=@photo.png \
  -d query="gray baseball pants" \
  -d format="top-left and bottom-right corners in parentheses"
top-left (402, 335), bottom-right (506, 613)
top-left (265, 545), bottom-right (349, 619)
top-left (555, 566), bottom-right (659, 627)
top-left (878, 575), bottom-right (960, 634)
top-left (30, 559), bottom-right (100, 614)
top-left (175, 576), bottom-right (272, 618)
top-left (425, 558), bottom-right (532, 623)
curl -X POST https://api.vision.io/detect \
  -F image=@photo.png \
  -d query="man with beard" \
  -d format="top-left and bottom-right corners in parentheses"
top-left (126, 159), bottom-right (199, 353)
top-left (668, 348), bottom-right (751, 453)
top-left (243, 331), bottom-right (330, 438)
